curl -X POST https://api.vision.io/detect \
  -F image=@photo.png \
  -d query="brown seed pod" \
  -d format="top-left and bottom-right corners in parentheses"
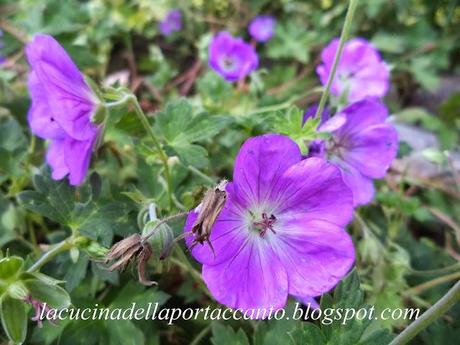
top-left (105, 233), bottom-right (157, 286)
top-left (190, 180), bottom-right (228, 253)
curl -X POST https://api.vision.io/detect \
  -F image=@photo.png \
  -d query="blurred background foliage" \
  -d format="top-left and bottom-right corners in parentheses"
top-left (0, 0), bottom-right (460, 344)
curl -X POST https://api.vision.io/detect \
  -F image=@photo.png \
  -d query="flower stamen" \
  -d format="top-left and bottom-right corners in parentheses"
top-left (253, 213), bottom-right (277, 237)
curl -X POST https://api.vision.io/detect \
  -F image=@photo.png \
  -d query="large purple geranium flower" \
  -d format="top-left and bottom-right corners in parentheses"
top-left (248, 16), bottom-right (276, 43)
top-left (184, 134), bottom-right (355, 312)
top-left (308, 98), bottom-right (398, 206)
top-left (159, 9), bottom-right (182, 36)
top-left (316, 38), bottom-right (390, 103)
top-left (208, 32), bottom-right (258, 82)
top-left (26, 34), bottom-right (100, 185)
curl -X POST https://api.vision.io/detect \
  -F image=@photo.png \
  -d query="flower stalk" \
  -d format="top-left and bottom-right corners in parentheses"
top-left (390, 280), bottom-right (460, 345)
top-left (26, 238), bottom-right (75, 272)
top-left (105, 93), bottom-right (174, 210)
top-left (314, 0), bottom-right (359, 120)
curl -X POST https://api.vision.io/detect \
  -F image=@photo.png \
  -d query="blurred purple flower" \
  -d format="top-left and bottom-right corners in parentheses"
top-left (316, 38), bottom-right (390, 103)
top-left (184, 134), bottom-right (355, 313)
top-left (308, 98), bottom-right (398, 206)
top-left (208, 31), bottom-right (258, 82)
top-left (159, 9), bottom-right (182, 36)
top-left (248, 15), bottom-right (276, 43)
top-left (26, 34), bottom-right (100, 186)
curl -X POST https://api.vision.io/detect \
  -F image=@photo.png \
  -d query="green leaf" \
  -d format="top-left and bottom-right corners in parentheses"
top-left (18, 172), bottom-right (75, 226)
top-left (155, 99), bottom-right (231, 167)
top-left (169, 144), bottom-right (209, 168)
top-left (267, 22), bottom-right (317, 63)
top-left (106, 320), bottom-right (144, 345)
top-left (0, 256), bottom-right (24, 281)
top-left (23, 279), bottom-right (71, 309)
top-left (272, 107), bottom-right (320, 153)
top-left (0, 114), bottom-right (28, 180)
top-left (18, 169), bottom-right (136, 245)
top-left (289, 323), bottom-right (326, 345)
top-left (0, 295), bottom-right (27, 344)
top-left (63, 253), bottom-right (89, 292)
top-left (325, 270), bottom-right (391, 344)
top-left (358, 329), bottom-right (395, 345)
top-left (211, 323), bottom-right (250, 345)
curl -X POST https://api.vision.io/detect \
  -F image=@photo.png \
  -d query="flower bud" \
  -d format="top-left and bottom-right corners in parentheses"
top-left (142, 219), bottom-right (174, 260)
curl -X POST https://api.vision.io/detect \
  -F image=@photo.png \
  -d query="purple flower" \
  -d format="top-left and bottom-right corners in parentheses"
top-left (24, 295), bottom-right (56, 328)
top-left (316, 38), bottom-right (390, 103)
top-left (208, 32), bottom-right (258, 82)
top-left (159, 9), bottom-right (182, 36)
top-left (184, 134), bottom-right (355, 312)
top-left (26, 34), bottom-right (100, 186)
top-left (309, 98), bottom-right (398, 206)
top-left (248, 16), bottom-right (276, 43)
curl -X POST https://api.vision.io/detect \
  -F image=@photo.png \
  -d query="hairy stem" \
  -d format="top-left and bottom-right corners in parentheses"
top-left (390, 281), bottom-right (460, 345)
top-left (26, 239), bottom-right (74, 272)
top-left (106, 93), bottom-right (174, 210)
top-left (313, 0), bottom-right (359, 120)
top-left (141, 212), bottom-right (188, 243)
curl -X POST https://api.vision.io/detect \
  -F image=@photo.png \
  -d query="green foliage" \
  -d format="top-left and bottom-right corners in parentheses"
top-left (18, 170), bottom-right (136, 245)
top-left (288, 271), bottom-right (394, 345)
top-left (211, 322), bottom-right (250, 345)
top-left (267, 22), bottom-right (318, 63)
top-left (272, 107), bottom-right (320, 153)
top-left (155, 99), bottom-right (232, 167)
top-left (1, 0), bottom-right (459, 344)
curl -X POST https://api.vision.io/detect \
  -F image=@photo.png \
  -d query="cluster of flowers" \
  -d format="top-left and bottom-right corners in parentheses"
top-left (209, 15), bottom-right (276, 82)
top-left (24, 11), bottom-right (397, 316)
top-left (185, 34), bottom-right (398, 312)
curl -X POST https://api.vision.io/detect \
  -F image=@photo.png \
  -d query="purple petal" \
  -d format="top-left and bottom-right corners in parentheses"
top-left (333, 98), bottom-right (388, 137)
top-left (274, 157), bottom-right (353, 227)
top-left (202, 239), bottom-right (288, 312)
top-left (27, 71), bottom-right (66, 139)
top-left (46, 140), bottom-right (69, 180)
top-left (272, 216), bottom-right (354, 297)
top-left (233, 134), bottom-right (302, 208)
top-left (316, 38), bottom-right (389, 102)
top-left (337, 162), bottom-right (375, 206)
top-left (25, 34), bottom-right (97, 141)
top-left (292, 295), bottom-right (320, 309)
top-left (340, 124), bottom-right (398, 178)
top-left (63, 134), bottom-right (97, 185)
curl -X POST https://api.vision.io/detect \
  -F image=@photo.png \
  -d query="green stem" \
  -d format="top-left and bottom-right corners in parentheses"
top-left (26, 239), bottom-right (74, 272)
top-left (106, 94), bottom-right (174, 210)
top-left (405, 271), bottom-right (460, 295)
top-left (130, 96), bottom-right (173, 210)
top-left (390, 281), bottom-right (460, 345)
top-left (189, 324), bottom-right (212, 345)
top-left (314, 0), bottom-right (359, 120)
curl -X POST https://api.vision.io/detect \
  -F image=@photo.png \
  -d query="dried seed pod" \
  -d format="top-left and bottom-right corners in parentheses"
top-left (190, 180), bottom-right (228, 252)
top-left (105, 234), bottom-right (157, 286)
